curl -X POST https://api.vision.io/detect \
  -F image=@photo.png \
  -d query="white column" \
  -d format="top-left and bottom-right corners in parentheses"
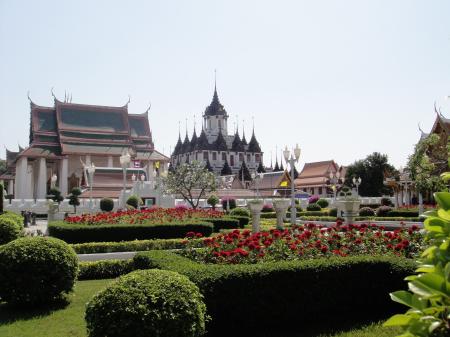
top-left (8, 180), bottom-right (14, 195)
top-left (36, 158), bottom-right (47, 199)
top-left (15, 157), bottom-right (28, 199)
top-left (86, 155), bottom-right (91, 166)
top-left (59, 158), bottom-right (69, 196)
top-left (418, 193), bottom-right (424, 215)
top-left (107, 156), bottom-right (113, 167)
top-left (147, 161), bottom-right (154, 187)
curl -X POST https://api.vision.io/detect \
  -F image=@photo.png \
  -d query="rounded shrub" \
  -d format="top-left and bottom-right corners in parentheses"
top-left (328, 208), bottom-right (338, 217)
top-left (306, 203), bottom-right (322, 211)
top-left (230, 207), bottom-right (251, 218)
top-left (0, 237), bottom-right (78, 305)
top-left (85, 269), bottom-right (207, 337)
top-left (262, 203), bottom-right (274, 212)
top-left (207, 194), bottom-right (219, 209)
top-left (126, 195), bottom-right (142, 209)
top-left (0, 213), bottom-right (23, 245)
top-left (380, 197), bottom-right (394, 207)
top-left (359, 207), bottom-right (375, 217)
top-left (316, 198), bottom-right (329, 208)
top-left (376, 205), bottom-right (393, 217)
top-left (100, 198), bottom-right (114, 212)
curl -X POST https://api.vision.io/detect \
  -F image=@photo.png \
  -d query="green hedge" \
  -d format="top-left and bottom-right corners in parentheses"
top-left (228, 215), bottom-right (250, 228)
top-left (78, 259), bottom-right (134, 280)
top-left (385, 210), bottom-right (419, 218)
top-left (260, 212), bottom-right (277, 219)
top-left (133, 250), bottom-right (416, 335)
top-left (71, 238), bottom-right (200, 254)
top-left (48, 221), bottom-right (214, 243)
top-left (198, 217), bottom-right (240, 232)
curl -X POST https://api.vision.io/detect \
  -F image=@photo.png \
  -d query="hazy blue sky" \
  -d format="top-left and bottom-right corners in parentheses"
top-left (1, 0), bottom-right (449, 169)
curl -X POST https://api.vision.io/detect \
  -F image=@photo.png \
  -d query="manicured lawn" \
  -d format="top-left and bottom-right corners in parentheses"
top-left (0, 279), bottom-right (112, 337)
top-left (0, 278), bottom-right (401, 337)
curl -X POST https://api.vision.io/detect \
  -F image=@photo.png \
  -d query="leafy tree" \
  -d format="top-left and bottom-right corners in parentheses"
top-left (221, 159), bottom-right (232, 176)
top-left (68, 187), bottom-right (81, 213)
top-left (257, 161), bottom-right (266, 173)
top-left (204, 158), bottom-right (213, 172)
top-left (345, 152), bottom-right (398, 197)
top-left (238, 161), bottom-right (252, 182)
top-left (407, 134), bottom-right (448, 195)
top-left (207, 194), bottom-right (219, 210)
top-left (162, 161), bottom-right (216, 209)
top-left (49, 187), bottom-right (64, 203)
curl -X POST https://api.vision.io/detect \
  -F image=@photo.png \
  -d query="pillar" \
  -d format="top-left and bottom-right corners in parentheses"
top-left (7, 180), bottom-right (14, 195)
top-left (107, 155), bottom-right (113, 167)
top-left (86, 155), bottom-right (91, 166)
top-left (15, 157), bottom-right (28, 199)
top-left (59, 158), bottom-right (69, 196)
top-left (418, 193), bottom-right (424, 215)
top-left (36, 158), bottom-right (47, 199)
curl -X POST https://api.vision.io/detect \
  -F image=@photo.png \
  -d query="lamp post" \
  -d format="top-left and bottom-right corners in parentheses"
top-left (119, 150), bottom-right (131, 208)
top-left (352, 177), bottom-right (362, 195)
top-left (220, 176), bottom-right (233, 213)
top-left (283, 144), bottom-right (301, 225)
top-left (329, 171), bottom-right (341, 201)
top-left (87, 163), bottom-right (96, 209)
top-left (51, 174), bottom-right (58, 189)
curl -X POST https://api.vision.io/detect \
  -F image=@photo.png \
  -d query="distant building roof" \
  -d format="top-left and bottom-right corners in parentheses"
top-left (295, 160), bottom-right (339, 188)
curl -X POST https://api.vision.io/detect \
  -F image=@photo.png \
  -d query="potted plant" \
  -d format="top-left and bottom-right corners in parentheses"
top-left (247, 199), bottom-right (264, 233)
top-left (272, 198), bottom-right (290, 230)
top-left (335, 186), bottom-right (361, 224)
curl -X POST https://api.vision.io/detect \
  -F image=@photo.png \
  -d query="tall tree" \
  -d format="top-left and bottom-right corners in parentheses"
top-left (407, 134), bottom-right (448, 194)
top-left (345, 152), bottom-right (397, 196)
top-left (238, 161), bottom-right (252, 181)
top-left (221, 159), bottom-right (232, 176)
top-left (162, 161), bottom-right (216, 209)
top-left (257, 161), bottom-right (266, 173)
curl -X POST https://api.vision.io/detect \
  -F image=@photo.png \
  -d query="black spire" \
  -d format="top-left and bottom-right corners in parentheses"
top-left (280, 161), bottom-right (284, 171)
top-left (173, 132), bottom-right (183, 156)
top-left (213, 129), bottom-right (228, 151)
top-left (274, 160), bottom-right (280, 172)
top-left (195, 127), bottom-right (210, 151)
top-left (242, 129), bottom-right (247, 145)
top-left (190, 127), bottom-right (198, 151)
top-left (231, 131), bottom-right (245, 152)
top-left (247, 130), bottom-right (261, 153)
top-left (204, 85), bottom-right (228, 117)
top-left (181, 131), bottom-right (191, 153)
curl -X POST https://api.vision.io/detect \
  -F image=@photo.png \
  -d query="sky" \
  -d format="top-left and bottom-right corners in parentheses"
top-left (1, 0), bottom-right (449, 170)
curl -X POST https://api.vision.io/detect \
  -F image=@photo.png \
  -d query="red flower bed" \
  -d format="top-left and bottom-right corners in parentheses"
top-left (182, 222), bottom-right (424, 264)
top-left (65, 207), bottom-right (224, 225)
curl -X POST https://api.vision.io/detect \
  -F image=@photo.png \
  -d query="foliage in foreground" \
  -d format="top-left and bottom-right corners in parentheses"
top-left (85, 269), bottom-right (207, 337)
top-left (0, 211), bottom-right (23, 244)
top-left (0, 237), bottom-right (78, 305)
top-left (384, 190), bottom-right (450, 336)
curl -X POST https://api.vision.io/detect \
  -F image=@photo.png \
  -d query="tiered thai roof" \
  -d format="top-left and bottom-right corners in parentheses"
top-left (295, 160), bottom-right (339, 188)
top-left (195, 128), bottom-right (210, 151)
top-left (181, 132), bottom-right (191, 153)
top-left (20, 97), bottom-right (161, 160)
top-left (190, 128), bottom-right (198, 150)
top-left (0, 148), bottom-right (20, 180)
top-left (173, 134), bottom-right (183, 156)
top-left (213, 129), bottom-right (229, 151)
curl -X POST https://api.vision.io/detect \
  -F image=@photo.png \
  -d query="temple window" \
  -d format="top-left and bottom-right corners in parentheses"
top-left (247, 154), bottom-right (251, 162)
top-left (212, 152), bottom-right (217, 160)
top-left (239, 153), bottom-right (244, 162)
top-left (203, 151), bottom-right (208, 160)
top-left (255, 154), bottom-right (260, 162)
top-left (222, 152), bottom-right (226, 161)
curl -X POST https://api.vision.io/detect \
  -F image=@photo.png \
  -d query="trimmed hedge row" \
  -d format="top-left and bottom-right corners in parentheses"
top-left (263, 211), bottom-right (331, 219)
top-left (199, 217), bottom-right (240, 232)
top-left (48, 221), bottom-right (214, 243)
top-left (385, 210), bottom-right (419, 217)
top-left (71, 238), bottom-right (200, 254)
top-left (78, 259), bottom-right (134, 280)
top-left (133, 250), bottom-right (416, 335)
top-left (228, 215), bottom-right (249, 228)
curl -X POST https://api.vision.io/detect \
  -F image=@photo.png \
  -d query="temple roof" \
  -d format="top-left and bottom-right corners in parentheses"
top-left (181, 133), bottom-right (191, 153)
top-left (212, 129), bottom-right (228, 151)
top-left (195, 128), bottom-right (210, 151)
top-left (231, 131), bottom-right (245, 152)
top-left (203, 86), bottom-right (228, 117)
top-left (173, 134), bottom-right (183, 156)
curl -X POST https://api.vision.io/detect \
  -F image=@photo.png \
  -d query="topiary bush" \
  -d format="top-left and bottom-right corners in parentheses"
top-left (359, 207), bottom-right (375, 217)
top-left (69, 187), bottom-right (82, 213)
top-left (49, 187), bottom-right (64, 203)
top-left (100, 198), bottom-right (114, 212)
top-left (85, 269), bottom-right (207, 337)
top-left (376, 205), bottom-right (393, 217)
top-left (306, 203), bottom-right (322, 211)
top-left (206, 194), bottom-right (219, 210)
top-left (0, 212), bottom-right (24, 244)
top-left (230, 207), bottom-right (251, 218)
top-left (262, 204), bottom-right (274, 212)
top-left (316, 198), bottom-right (329, 208)
top-left (126, 195), bottom-right (143, 209)
top-left (380, 197), bottom-right (394, 206)
top-left (0, 237), bottom-right (78, 305)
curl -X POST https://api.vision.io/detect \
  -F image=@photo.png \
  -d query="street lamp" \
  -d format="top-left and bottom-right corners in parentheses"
top-left (119, 150), bottom-right (131, 208)
top-left (283, 144), bottom-right (301, 225)
top-left (87, 163), bottom-right (96, 209)
top-left (329, 171), bottom-right (342, 201)
top-left (51, 174), bottom-right (58, 189)
top-left (352, 177), bottom-right (362, 195)
top-left (220, 176), bottom-right (233, 213)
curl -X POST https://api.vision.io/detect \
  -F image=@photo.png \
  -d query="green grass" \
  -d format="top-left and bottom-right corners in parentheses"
top-left (0, 279), bottom-right (402, 337)
top-left (0, 279), bottom-right (112, 337)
